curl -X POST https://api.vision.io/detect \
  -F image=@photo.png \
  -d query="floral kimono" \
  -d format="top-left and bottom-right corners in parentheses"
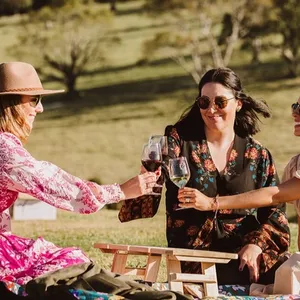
top-left (119, 125), bottom-right (290, 281)
top-left (0, 132), bottom-right (124, 284)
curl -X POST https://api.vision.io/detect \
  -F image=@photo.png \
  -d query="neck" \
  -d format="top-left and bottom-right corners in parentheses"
top-left (205, 127), bottom-right (235, 147)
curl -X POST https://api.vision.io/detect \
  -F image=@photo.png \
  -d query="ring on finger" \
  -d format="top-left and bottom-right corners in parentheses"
top-left (185, 197), bottom-right (191, 203)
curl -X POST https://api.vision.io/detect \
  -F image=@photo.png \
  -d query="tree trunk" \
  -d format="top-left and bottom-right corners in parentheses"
top-left (251, 38), bottom-right (262, 65)
top-left (110, 0), bottom-right (117, 12)
top-left (282, 48), bottom-right (298, 78)
top-left (66, 75), bottom-right (78, 99)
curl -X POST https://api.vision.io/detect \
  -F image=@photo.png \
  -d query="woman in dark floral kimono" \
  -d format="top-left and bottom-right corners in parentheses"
top-left (119, 68), bottom-right (290, 285)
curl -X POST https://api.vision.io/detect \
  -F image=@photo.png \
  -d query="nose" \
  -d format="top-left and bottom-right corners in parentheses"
top-left (35, 101), bottom-right (44, 113)
top-left (207, 101), bottom-right (217, 112)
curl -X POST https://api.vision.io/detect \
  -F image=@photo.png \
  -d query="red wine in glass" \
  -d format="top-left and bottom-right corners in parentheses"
top-left (141, 159), bottom-right (163, 172)
top-left (141, 143), bottom-right (163, 195)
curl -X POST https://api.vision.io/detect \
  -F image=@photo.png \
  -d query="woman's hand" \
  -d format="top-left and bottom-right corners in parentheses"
top-left (177, 187), bottom-right (214, 211)
top-left (238, 244), bottom-right (262, 283)
top-left (120, 172), bottom-right (158, 199)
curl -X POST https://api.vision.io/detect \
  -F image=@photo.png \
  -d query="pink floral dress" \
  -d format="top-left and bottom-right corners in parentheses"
top-left (0, 132), bottom-right (124, 284)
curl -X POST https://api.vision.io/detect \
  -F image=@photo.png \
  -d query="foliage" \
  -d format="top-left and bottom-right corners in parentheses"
top-left (142, 0), bottom-right (247, 83)
top-left (32, 0), bottom-right (85, 10)
top-left (219, 0), bottom-right (276, 64)
top-left (9, 5), bottom-right (113, 98)
top-left (0, 0), bottom-right (32, 16)
top-left (272, 0), bottom-right (300, 77)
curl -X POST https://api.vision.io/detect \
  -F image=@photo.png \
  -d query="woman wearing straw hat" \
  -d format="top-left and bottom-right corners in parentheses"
top-left (0, 61), bottom-right (158, 284)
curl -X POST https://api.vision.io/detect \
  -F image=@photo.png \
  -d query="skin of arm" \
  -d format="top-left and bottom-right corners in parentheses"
top-left (178, 177), bottom-right (300, 211)
top-left (219, 177), bottom-right (300, 210)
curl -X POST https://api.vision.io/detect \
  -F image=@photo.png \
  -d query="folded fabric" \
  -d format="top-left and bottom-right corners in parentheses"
top-left (25, 262), bottom-right (193, 300)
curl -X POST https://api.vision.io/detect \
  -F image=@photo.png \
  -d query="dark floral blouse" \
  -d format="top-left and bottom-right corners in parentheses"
top-left (119, 125), bottom-right (290, 275)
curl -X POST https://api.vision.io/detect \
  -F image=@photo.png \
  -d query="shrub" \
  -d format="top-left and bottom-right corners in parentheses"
top-left (0, 0), bottom-right (32, 16)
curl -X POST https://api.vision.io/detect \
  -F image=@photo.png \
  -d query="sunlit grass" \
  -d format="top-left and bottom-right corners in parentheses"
top-left (2, 0), bottom-right (300, 281)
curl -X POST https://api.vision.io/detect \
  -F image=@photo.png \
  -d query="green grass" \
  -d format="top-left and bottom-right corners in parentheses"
top-left (12, 207), bottom-right (298, 282)
top-left (2, 0), bottom-right (300, 281)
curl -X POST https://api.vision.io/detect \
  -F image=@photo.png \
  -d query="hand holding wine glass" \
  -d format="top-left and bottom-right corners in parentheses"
top-left (169, 156), bottom-right (191, 210)
top-left (149, 135), bottom-right (169, 177)
top-left (141, 142), bottom-right (163, 195)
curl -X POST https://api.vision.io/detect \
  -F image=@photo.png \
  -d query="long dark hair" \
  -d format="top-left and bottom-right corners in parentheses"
top-left (175, 68), bottom-right (271, 139)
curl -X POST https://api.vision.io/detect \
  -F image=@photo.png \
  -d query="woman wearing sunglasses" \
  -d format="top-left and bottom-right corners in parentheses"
top-left (178, 98), bottom-right (300, 247)
top-left (119, 68), bottom-right (289, 285)
top-left (0, 62), bottom-right (158, 284)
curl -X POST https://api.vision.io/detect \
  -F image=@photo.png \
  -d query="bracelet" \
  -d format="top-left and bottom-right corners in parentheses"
top-left (212, 194), bottom-right (219, 220)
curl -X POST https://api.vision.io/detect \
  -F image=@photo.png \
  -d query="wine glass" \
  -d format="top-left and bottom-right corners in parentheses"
top-left (141, 142), bottom-right (162, 172)
top-left (141, 142), bottom-right (163, 195)
top-left (149, 135), bottom-right (169, 177)
top-left (149, 135), bottom-right (168, 157)
top-left (169, 157), bottom-right (191, 210)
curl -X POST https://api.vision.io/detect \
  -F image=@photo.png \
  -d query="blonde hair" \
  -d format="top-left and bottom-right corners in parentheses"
top-left (0, 95), bottom-right (31, 143)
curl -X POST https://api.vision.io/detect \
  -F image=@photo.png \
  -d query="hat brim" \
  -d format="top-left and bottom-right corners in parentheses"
top-left (0, 89), bottom-right (65, 96)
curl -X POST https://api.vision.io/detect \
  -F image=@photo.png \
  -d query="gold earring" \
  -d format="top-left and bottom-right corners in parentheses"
top-left (236, 107), bottom-right (241, 112)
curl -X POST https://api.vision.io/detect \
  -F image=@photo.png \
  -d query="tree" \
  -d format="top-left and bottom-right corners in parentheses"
top-left (272, 0), bottom-right (300, 77)
top-left (142, 0), bottom-right (246, 84)
top-left (0, 0), bottom-right (32, 16)
top-left (9, 5), bottom-right (112, 98)
top-left (219, 0), bottom-right (274, 65)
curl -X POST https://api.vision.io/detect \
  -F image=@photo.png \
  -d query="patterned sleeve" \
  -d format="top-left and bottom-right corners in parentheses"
top-left (0, 133), bottom-right (125, 214)
top-left (282, 154), bottom-right (300, 215)
top-left (243, 147), bottom-right (290, 269)
top-left (119, 125), bottom-right (181, 222)
top-left (0, 209), bottom-right (11, 232)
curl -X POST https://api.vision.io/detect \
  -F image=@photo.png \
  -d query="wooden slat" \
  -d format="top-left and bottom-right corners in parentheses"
top-left (111, 253), bottom-right (127, 274)
top-left (123, 268), bottom-right (145, 276)
top-left (170, 248), bottom-right (238, 259)
top-left (202, 262), bottom-right (218, 297)
top-left (94, 243), bottom-right (238, 259)
top-left (168, 255), bottom-right (231, 264)
top-left (144, 254), bottom-right (162, 282)
top-left (166, 255), bottom-right (184, 293)
top-left (169, 272), bottom-right (216, 283)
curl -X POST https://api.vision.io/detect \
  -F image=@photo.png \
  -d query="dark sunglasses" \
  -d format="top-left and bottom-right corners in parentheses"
top-left (29, 95), bottom-right (42, 108)
top-left (292, 102), bottom-right (300, 115)
top-left (196, 95), bottom-right (235, 110)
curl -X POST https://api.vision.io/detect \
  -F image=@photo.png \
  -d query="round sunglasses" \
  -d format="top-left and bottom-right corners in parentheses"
top-left (196, 95), bottom-right (235, 110)
top-left (292, 102), bottom-right (300, 115)
top-left (29, 95), bottom-right (42, 108)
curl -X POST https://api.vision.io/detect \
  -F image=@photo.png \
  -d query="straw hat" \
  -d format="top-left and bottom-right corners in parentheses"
top-left (0, 62), bottom-right (64, 96)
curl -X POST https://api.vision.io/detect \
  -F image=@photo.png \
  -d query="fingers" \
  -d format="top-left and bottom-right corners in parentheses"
top-left (238, 246), bottom-right (262, 283)
top-left (178, 202), bottom-right (194, 209)
top-left (239, 258), bottom-right (246, 272)
top-left (139, 172), bottom-right (160, 194)
top-left (140, 165), bottom-right (147, 174)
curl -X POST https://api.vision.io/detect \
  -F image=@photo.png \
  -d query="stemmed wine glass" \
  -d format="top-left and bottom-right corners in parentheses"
top-left (149, 135), bottom-right (168, 158)
top-left (141, 142), bottom-right (163, 195)
top-left (149, 135), bottom-right (169, 177)
top-left (169, 157), bottom-right (191, 210)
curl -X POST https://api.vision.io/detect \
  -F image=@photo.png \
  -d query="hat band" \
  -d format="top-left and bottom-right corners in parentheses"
top-left (0, 87), bottom-right (43, 92)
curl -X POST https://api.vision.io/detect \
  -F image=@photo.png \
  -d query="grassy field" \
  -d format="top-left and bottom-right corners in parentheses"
top-left (1, 0), bottom-right (300, 280)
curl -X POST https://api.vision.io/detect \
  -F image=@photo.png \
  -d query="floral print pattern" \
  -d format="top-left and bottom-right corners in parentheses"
top-left (119, 125), bottom-right (290, 281)
top-left (0, 132), bottom-right (125, 284)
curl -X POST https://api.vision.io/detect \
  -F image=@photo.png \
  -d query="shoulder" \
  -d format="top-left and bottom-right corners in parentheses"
top-left (244, 136), bottom-right (273, 160)
top-left (286, 154), bottom-right (300, 168)
top-left (0, 132), bottom-right (22, 148)
top-left (0, 132), bottom-right (26, 166)
top-left (164, 125), bottom-right (180, 139)
top-left (283, 154), bottom-right (300, 176)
